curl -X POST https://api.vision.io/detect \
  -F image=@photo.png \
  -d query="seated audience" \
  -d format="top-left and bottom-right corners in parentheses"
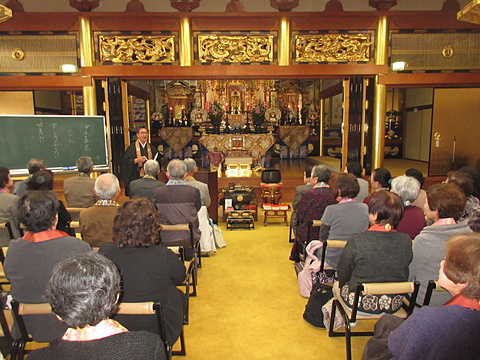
top-left (344, 162), bottom-right (369, 202)
top-left (446, 170), bottom-right (480, 232)
top-left (154, 159), bottom-right (201, 260)
top-left (79, 173), bottom-right (120, 247)
top-left (291, 166), bottom-right (313, 238)
top-left (4, 191), bottom-right (91, 342)
top-left (100, 198), bottom-right (186, 346)
top-left (27, 252), bottom-right (165, 360)
top-left (410, 183), bottom-right (472, 305)
top-left (0, 167), bottom-right (20, 242)
top-left (290, 165), bottom-right (337, 262)
top-left (459, 166), bottom-right (480, 200)
top-left (318, 173), bottom-right (370, 269)
top-left (13, 158), bottom-right (44, 198)
top-left (183, 158), bottom-right (211, 208)
top-left (363, 167), bottom-right (391, 205)
top-left (391, 175), bottom-right (426, 239)
top-left (27, 170), bottom-right (73, 236)
top-left (405, 168), bottom-right (427, 209)
top-left (184, 158), bottom-right (215, 252)
top-left (63, 156), bottom-right (98, 208)
top-left (129, 159), bottom-right (165, 202)
top-left (362, 233), bottom-right (480, 360)
top-left (337, 191), bottom-right (412, 314)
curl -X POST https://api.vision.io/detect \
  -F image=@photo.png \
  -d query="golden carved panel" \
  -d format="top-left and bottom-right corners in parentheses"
top-left (294, 33), bottom-right (373, 62)
top-left (99, 35), bottom-right (175, 63)
top-left (198, 35), bottom-right (274, 63)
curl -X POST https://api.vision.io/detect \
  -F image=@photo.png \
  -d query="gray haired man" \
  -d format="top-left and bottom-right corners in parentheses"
top-left (79, 173), bottom-right (120, 247)
top-left (128, 159), bottom-right (165, 202)
top-left (63, 156), bottom-right (98, 208)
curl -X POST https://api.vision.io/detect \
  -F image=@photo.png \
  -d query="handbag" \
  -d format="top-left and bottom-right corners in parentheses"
top-left (302, 284), bottom-right (333, 327)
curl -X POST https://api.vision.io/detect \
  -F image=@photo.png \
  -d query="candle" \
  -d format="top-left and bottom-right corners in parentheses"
top-left (246, 103), bottom-right (250, 111)
top-left (225, 103), bottom-right (229, 112)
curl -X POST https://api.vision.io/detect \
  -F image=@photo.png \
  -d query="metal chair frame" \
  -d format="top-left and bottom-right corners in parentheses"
top-left (159, 223), bottom-right (198, 325)
top-left (328, 281), bottom-right (420, 360)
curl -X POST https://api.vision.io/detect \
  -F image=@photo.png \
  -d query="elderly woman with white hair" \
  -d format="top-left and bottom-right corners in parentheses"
top-left (391, 175), bottom-right (426, 239)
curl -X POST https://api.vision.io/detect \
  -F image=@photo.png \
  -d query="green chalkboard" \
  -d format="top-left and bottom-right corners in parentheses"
top-left (0, 115), bottom-right (109, 171)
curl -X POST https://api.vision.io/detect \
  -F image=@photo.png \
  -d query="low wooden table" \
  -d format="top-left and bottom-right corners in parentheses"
top-left (261, 205), bottom-right (291, 226)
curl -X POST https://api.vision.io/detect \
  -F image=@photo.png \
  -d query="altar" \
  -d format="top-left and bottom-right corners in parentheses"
top-left (199, 134), bottom-right (276, 168)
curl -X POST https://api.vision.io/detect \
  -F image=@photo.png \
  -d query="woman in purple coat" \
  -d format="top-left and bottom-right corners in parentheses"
top-left (290, 164), bottom-right (337, 262)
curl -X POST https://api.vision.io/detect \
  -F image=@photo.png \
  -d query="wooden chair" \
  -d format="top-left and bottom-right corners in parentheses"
top-left (159, 223), bottom-right (197, 325)
top-left (328, 281), bottom-right (420, 360)
top-left (115, 301), bottom-right (186, 360)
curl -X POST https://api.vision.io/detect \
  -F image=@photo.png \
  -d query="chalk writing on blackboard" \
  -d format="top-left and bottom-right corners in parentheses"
top-left (37, 120), bottom-right (44, 143)
top-left (83, 121), bottom-right (93, 153)
top-left (52, 122), bottom-right (60, 159)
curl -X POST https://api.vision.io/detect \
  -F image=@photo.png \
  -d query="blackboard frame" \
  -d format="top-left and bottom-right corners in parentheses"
top-left (0, 115), bottom-right (110, 175)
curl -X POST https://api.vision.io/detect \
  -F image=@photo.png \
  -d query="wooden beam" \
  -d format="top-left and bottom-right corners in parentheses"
top-left (81, 64), bottom-right (388, 80)
top-left (0, 76), bottom-right (91, 90)
top-left (379, 72), bottom-right (480, 87)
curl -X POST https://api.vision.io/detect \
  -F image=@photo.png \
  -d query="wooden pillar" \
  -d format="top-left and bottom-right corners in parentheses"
top-left (278, 16), bottom-right (291, 66)
top-left (180, 16), bottom-right (193, 67)
top-left (372, 16), bottom-right (389, 169)
top-left (79, 17), bottom-right (97, 115)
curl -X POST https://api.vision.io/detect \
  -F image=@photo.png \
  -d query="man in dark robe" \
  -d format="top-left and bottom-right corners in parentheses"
top-left (123, 125), bottom-right (158, 196)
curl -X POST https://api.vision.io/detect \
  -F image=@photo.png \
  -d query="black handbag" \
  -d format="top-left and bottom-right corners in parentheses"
top-left (302, 284), bottom-right (333, 327)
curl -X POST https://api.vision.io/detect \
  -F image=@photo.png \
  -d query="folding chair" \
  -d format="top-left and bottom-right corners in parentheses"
top-left (301, 219), bottom-right (322, 262)
top-left (65, 207), bottom-right (85, 222)
top-left (0, 246), bottom-right (10, 289)
top-left (422, 280), bottom-right (447, 306)
top-left (159, 223), bottom-right (197, 325)
top-left (10, 301), bottom-right (52, 360)
top-left (0, 223), bottom-right (14, 245)
top-left (328, 281), bottom-right (420, 360)
top-left (115, 301), bottom-right (186, 360)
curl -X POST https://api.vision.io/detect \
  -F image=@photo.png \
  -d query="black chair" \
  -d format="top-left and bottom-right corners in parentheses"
top-left (115, 301), bottom-right (186, 359)
top-left (10, 301), bottom-right (52, 360)
top-left (159, 223), bottom-right (198, 325)
top-left (422, 280), bottom-right (447, 306)
top-left (328, 281), bottom-right (420, 360)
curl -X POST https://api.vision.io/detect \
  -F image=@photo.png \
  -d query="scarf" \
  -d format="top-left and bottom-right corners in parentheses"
top-left (135, 139), bottom-right (152, 177)
top-left (23, 229), bottom-right (70, 243)
top-left (63, 319), bottom-right (128, 342)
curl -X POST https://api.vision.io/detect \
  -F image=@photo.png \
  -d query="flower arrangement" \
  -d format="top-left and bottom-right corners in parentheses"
top-left (208, 101), bottom-right (224, 125)
top-left (252, 101), bottom-right (267, 125)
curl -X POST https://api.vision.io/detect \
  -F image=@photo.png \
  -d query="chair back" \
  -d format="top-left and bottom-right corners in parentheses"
top-left (66, 207), bottom-right (85, 222)
top-left (115, 301), bottom-right (178, 360)
top-left (319, 239), bottom-right (346, 273)
top-left (0, 222), bottom-right (14, 247)
top-left (351, 281), bottom-right (420, 321)
top-left (422, 280), bottom-right (447, 306)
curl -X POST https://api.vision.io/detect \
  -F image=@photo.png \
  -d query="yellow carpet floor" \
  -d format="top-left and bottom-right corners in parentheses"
top-left (180, 216), bottom-right (369, 360)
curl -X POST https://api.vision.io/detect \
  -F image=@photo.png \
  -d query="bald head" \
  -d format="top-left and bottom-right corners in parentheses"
top-left (94, 173), bottom-right (120, 200)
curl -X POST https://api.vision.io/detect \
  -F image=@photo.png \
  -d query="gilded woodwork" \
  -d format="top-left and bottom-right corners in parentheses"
top-left (294, 33), bottom-right (373, 63)
top-left (0, 4), bottom-right (12, 23)
top-left (99, 35), bottom-right (175, 63)
top-left (198, 35), bottom-right (274, 63)
top-left (458, 0), bottom-right (480, 25)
